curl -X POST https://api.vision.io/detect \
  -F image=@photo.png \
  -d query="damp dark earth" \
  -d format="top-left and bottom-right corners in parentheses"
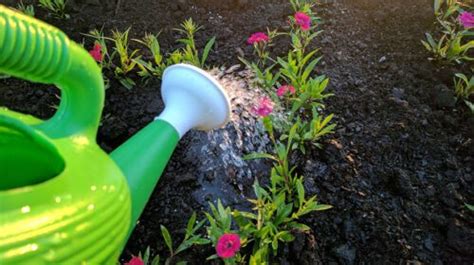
top-left (0, 0), bottom-right (473, 264)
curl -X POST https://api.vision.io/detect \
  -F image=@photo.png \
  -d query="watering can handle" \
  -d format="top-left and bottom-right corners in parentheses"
top-left (0, 5), bottom-right (104, 139)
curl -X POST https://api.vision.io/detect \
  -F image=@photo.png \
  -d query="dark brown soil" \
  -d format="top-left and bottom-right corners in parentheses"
top-left (0, 0), bottom-right (473, 264)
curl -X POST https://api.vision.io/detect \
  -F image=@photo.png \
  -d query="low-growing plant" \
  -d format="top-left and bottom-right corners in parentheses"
top-left (206, 154), bottom-right (332, 264)
top-left (174, 18), bottom-right (216, 68)
top-left (289, 0), bottom-right (315, 13)
top-left (422, 26), bottom-right (474, 63)
top-left (127, 213), bottom-right (210, 265)
top-left (16, 1), bottom-right (35, 17)
top-left (85, 18), bottom-right (216, 88)
top-left (454, 73), bottom-right (474, 112)
top-left (38, 0), bottom-right (69, 19)
top-left (86, 29), bottom-right (113, 69)
top-left (133, 33), bottom-right (167, 80)
top-left (240, 30), bottom-right (281, 92)
top-left (424, 1), bottom-right (474, 113)
top-left (110, 28), bottom-right (141, 89)
top-left (159, 213), bottom-right (210, 265)
top-left (422, 0), bottom-right (474, 63)
top-left (242, 9), bottom-right (335, 143)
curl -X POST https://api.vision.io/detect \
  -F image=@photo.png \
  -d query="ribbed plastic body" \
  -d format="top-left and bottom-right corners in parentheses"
top-left (0, 5), bottom-right (131, 264)
top-left (0, 6), bottom-right (70, 83)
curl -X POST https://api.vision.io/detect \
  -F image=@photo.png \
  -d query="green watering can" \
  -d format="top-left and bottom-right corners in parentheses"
top-left (0, 5), bottom-right (231, 263)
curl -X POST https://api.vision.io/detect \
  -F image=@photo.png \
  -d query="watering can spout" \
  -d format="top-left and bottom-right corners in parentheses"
top-left (110, 64), bottom-right (231, 233)
top-left (0, 4), bottom-right (230, 262)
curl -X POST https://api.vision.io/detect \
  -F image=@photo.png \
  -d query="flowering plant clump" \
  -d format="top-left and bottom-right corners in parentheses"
top-left (85, 19), bottom-right (216, 89)
top-left (423, 1), bottom-right (474, 112)
top-left (216, 233), bottom-right (241, 259)
top-left (202, 1), bottom-right (334, 263)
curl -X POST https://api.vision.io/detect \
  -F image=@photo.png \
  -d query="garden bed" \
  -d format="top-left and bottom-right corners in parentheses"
top-left (0, 0), bottom-right (473, 264)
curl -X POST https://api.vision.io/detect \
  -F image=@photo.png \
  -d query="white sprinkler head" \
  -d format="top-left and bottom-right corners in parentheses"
top-left (156, 64), bottom-right (231, 138)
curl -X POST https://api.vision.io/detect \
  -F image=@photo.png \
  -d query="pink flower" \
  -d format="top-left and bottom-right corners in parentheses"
top-left (89, 43), bottom-right (103, 62)
top-left (295, 12), bottom-right (311, 31)
top-left (252, 97), bottom-right (274, 117)
top-left (216, 233), bottom-right (241, 259)
top-left (247, 32), bottom-right (269, 45)
top-left (124, 256), bottom-right (144, 265)
top-left (459, 11), bottom-right (474, 28)
top-left (276, 85), bottom-right (296, 97)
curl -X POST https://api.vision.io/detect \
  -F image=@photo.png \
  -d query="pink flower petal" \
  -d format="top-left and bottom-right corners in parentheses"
top-left (216, 233), bottom-right (241, 259)
top-left (459, 11), bottom-right (474, 28)
top-left (125, 256), bottom-right (144, 265)
top-left (295, 12), bottom-right (311, 31)
top-left (247, 32), bottom-right (269, 45)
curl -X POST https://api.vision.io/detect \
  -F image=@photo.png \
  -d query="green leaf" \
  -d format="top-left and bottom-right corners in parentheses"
top-left (466, 203), bottom-right (474, 211)
top-left (313, 204), bottom-right (333, 211)
top-left (288, 222), bottom-right (311, 232)
top-left (160, 225), bottom-right (173, 255)
top-left (243, 152), bottom-right (277, 161)
top-left (263, 116), bottom-right (274, 136)
top-left (434, 0), bottom-right (442, 14)
top-left (274, 203), bottom-right (293, 226)
top-left (465, 100), bottom-right (474, 114)
top-left (185, 212), bottom-right (197, 239)
top-left (277, 231), bottom-right (295, 242)
top-left (302, 56), bottom-right (322, 83)
top-left (206, 254), bottom-right (219, 261)
top-left (201, 36), bottom-right (216, 67)
top-left (296, 179), bottom-right (305, 205)
top-left (425, 33), bottom-right (437, 49)
top-left (119, 77), bottom-right (136, 90)
top-left (140, 247), bottom-right (150, 264)
top-left (151, 255), bottom-right (160, 265)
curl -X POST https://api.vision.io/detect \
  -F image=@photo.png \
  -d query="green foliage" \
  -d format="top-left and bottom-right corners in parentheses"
top-left (174, 18), bottom-right (216, 68)
top-left (236, 123), bottom-right (332, 262)
top-left (16, 1), bottom-right (35, 17)
top-left (204, 200), bottom-right (244, 264)
top-left (205, 175), bottom-right (332, 263)
top-left (241, 10), bottom-right (335, 152)
top-left (422, 0), bottom-right (474, 63)
top-left (85, 18), bottom-right (216, 89)
top-left (229, 5), bottom-right (334, 263)
top-left (454, 73), bottom-right (474, 112)
top-left (82, 29), bottom-right (112, 89)
top-left (132, 213), bottom-right (210, 265)
top-left (434, 0), bottom-right (463, 18)
top-left (289, 0), bottom-right (315, 13)
top-left (422, 28), bottom-right (474, 63)
top-left (110, 28), bottom-right (141, 90)
top-left (38, 0), bottom-right (69, 19)
top-left (159, 212), bottom-right (210, 265)
top-left (86, 29), bottom-right (112, 69)
top-left (138, 247), bottom-right (161, 265)
top-left (133, 33), bottom-right (167, 80)
top-left (424, 1), bottom-right (473, 113)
